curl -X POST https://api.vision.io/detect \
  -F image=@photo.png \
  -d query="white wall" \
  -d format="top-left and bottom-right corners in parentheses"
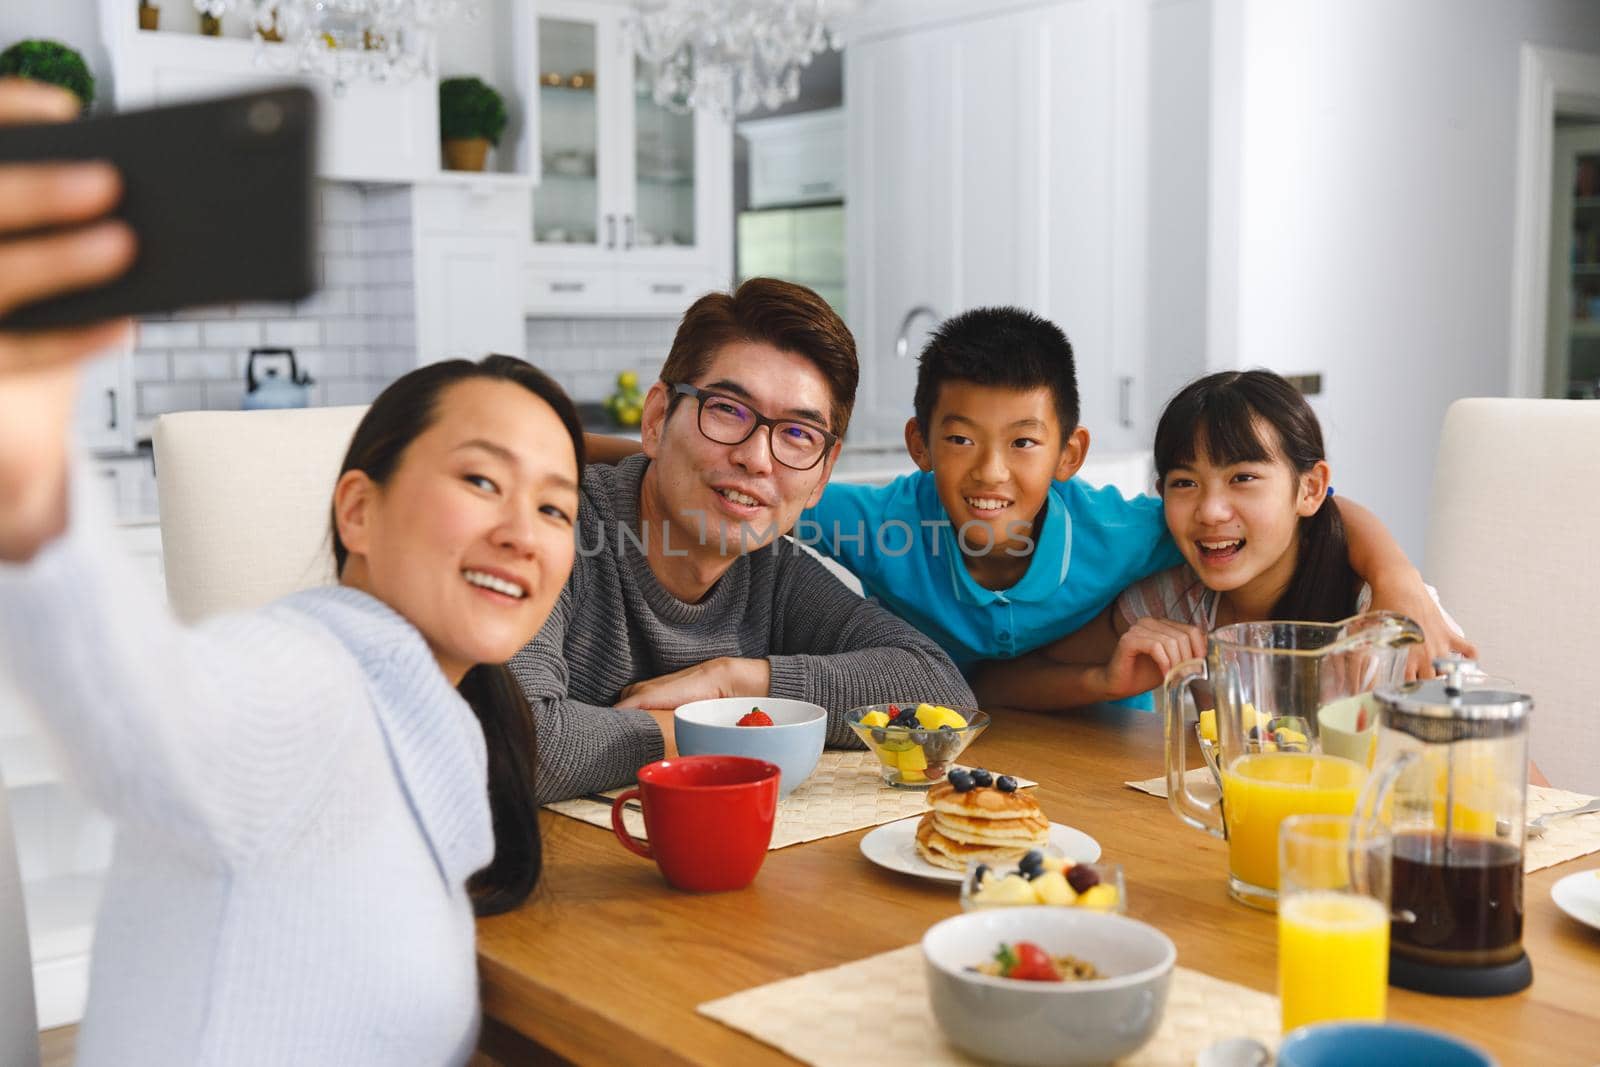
top-left (1208, 0), bottom-right (1600, 561)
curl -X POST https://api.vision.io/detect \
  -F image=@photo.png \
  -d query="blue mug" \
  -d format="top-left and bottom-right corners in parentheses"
top-left (1278, 1023), bottom-right (1495, 1067)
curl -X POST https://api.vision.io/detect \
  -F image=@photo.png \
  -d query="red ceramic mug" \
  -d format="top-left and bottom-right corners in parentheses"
top-left (611, 755), bottom-right (780, 892)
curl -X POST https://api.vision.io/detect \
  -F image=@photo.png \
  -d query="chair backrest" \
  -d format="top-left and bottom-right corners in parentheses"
top-left (1425, 398), bottom-right (1600, 793)
top-left (154, 406), bottom-right (368, 621)
top-left (0, 761), bottom-right (40, 1067)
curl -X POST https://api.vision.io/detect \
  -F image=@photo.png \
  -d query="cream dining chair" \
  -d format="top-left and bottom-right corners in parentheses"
top-left (154, 406), bottom-right (368, 621)
top-left (1425, 398), bottom-right (1600, 794)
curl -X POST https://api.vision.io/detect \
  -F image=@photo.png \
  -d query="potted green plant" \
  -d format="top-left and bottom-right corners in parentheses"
top-left (0, 39), bottom-right (95, 112)
top-left (139, 0), bottom-right (160, 32)
top-left (439, 76), bottom-right (507, 172)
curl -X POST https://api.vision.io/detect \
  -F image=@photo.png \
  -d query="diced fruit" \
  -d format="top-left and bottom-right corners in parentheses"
top-left (986, 874), bottom-right (1038, 906)
top-left (914, 703), bottom-right (968, 730)
top-left (736, 708), bottom-right (773, 727)
top-left (969, 768), bottom-right (994, 787)
top-left (1032, 870), bottom-right (1075, 906)
top-left (1274, 727), bottom-right (1308, 747)
top-left (875, 747), bottom-right (898, 768)
top-left (879, 736), bottom-right (915, 753)
top-left (1065, 864), bottom-right (1100, 894)
top-left (1019, 849), bottom-right (1043, 873)
top-left (859, 710), bottom-right (890, 728)
top-left (995, 775), bottom-right (1018, 792)
top-left (1198, 708), bottom-right (1218, 743)
top-left (1078, 884), bottom-right (1119, 911)
top-left (897, 745), bottom-right (928, 774)
top-left (900, 769), bottom-right (927, 782)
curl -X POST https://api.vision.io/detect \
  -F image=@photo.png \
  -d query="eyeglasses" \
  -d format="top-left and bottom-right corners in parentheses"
top-left (669, 382), bottom-right (837, 471)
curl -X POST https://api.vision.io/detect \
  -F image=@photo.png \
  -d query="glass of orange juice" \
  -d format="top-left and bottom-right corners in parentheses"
top-left (1277, 814), bottom-right (1391, 1034)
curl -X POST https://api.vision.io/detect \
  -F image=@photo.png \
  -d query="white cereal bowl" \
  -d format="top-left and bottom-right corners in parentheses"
top-left (921, 906), bottom-right (1176, 1066)
top-left (673, 697), bottom-right (827, 798)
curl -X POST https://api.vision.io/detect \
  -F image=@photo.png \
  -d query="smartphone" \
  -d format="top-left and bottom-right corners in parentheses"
top-left (0, 86), bottom-right (318, 330)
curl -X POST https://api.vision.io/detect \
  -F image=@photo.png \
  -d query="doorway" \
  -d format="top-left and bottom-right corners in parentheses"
top-left (1510, 45), bottom-right (1600, 396)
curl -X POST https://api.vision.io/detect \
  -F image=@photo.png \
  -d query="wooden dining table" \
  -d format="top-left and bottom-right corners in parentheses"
top-left (475, 704), bottom-right (1600, 1065)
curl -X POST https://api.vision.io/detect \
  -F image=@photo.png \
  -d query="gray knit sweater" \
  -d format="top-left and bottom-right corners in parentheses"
top-left (511, 454), bottom-right (975, 803)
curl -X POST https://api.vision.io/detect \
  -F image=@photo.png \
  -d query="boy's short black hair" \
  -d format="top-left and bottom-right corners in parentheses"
top-left (912, 306), bottom-right (1080, 436)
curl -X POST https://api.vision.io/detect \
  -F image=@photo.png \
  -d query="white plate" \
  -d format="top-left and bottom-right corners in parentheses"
top-left (1551, 868), bottom-right (1600, 932)
top-left (859, 817), bottom-right (1102, 884)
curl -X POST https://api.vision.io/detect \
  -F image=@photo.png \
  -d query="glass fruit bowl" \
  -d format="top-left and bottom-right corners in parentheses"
top-left (961, 855), bottom-right (1127, 913)
top-left (843, 704), bottom-right (990, 788)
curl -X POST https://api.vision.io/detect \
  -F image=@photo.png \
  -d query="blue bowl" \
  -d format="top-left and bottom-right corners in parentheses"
top-left (1278, 1023), bottom-right (1496, 1067)
top-left (673, 697), bottom-right (827, 798)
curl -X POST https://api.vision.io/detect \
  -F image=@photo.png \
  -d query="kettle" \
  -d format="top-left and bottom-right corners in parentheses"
top-left (243, 347), bottom-right (313, 410)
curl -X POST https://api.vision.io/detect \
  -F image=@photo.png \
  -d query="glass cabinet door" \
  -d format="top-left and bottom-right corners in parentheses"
top-left (533, 17), bottom-right (605, 250)
top-left (630, 57), bottom-right (697, 251)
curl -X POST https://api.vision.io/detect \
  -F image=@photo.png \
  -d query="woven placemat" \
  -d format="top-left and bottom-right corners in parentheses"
top-left (1126, 768), bottom-right (1219, 804)
top-left (1126, 774), bottom-right (1597, 874)
top-left (698, 943), bottom-right (1280, 1067)
top-left (1527, 785), bottom-right (1600, 873)
top-left (546, 751), bottom-right (1037, 851)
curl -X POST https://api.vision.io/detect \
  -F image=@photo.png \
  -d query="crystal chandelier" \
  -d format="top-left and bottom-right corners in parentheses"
top-left (192, 0), bottom-right (473, 91)
top-left (628, 0), bottom-right (855, 118)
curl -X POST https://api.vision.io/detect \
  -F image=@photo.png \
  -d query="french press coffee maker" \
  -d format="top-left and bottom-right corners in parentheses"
top-left (1366, 657), bottom-right (1533, 996)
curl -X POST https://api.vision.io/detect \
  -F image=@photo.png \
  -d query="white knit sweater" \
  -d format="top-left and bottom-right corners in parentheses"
top-left (0, 498), bottom-right (494, 1066)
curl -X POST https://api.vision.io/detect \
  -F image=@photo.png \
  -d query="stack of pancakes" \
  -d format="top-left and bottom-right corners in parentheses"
top-left (914, 779), bottom-right (1049, 870)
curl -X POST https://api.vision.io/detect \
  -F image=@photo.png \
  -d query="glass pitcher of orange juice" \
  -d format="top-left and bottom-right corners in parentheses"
top-left (1162, 612), bottom-right (1423, 909)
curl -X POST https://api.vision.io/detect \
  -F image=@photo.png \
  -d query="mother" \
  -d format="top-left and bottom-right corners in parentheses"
top-left (0, 80), bottom-right (580, 1066)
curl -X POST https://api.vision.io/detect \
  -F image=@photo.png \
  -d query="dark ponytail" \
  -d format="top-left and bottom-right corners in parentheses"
top-left (1153, 369), bottom-right (1361, 623)
top-left (331, 354), bottom-right (585, 915)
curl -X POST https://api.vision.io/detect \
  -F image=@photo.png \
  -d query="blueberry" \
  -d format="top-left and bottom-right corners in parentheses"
top-left (1066, 864), bottom-right (1101, 894)
top-left (870, 728), bottom-right (886, 744)
top-left (910, 730), bottom-right (929, 745)
top-left (1022, 866), bottom-right (1046, 881)
top-left (969, 768), bottom-right (994, 788)
top-left (972, 863), bottom-right (990, 886)
top-left (995, 775), bottom-right (1018, 793)
top-left (1019, 849), bottom-right (1044, 872)
top-left (948, 769), bottom-right (975, 793)
top-left (939, 723), bottom-right (955, 731)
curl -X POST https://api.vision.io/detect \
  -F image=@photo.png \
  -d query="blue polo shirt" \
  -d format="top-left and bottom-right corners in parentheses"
top-left (797, 471), bottom-right (1183, 676)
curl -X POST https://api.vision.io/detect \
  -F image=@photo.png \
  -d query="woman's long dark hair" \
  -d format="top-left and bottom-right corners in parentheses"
top-left (1152, 370), bottom-right (1360, 623)
top-left (330, 354), bottom-right (585, 916)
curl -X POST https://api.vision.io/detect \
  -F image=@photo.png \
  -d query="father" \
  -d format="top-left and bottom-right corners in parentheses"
top-left (512, 278), bottom-right (974, 803)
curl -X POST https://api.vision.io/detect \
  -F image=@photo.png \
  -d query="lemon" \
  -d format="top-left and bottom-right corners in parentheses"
top-left (617, 370), bottom-right (639, 390)
top-left (617, 404), bottom-right (642, 427)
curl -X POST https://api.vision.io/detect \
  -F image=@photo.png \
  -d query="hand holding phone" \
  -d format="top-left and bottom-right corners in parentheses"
top-left (0, 79), bottom-right (137, 562)
top-left (0, 84), bottom-right (317, 332)
top-left (0, 78), bottom-right (137, 371)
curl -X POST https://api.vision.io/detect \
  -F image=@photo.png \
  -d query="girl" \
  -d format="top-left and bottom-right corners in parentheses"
top-left (1015, 369), bottom-right (1454, 702)
top-left (0, 82), bottom-right (582, 1061)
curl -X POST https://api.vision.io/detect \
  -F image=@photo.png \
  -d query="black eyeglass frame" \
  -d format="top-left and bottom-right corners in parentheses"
top-left (668, 382), bottom-right (838, 471)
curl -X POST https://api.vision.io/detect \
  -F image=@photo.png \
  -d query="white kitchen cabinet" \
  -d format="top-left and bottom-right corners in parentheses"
top-left (98, 1), bottom-right (438, 183)
top-left (75, 345), bottom-right (135, 456)
top-left (846, 0), bottom-right (1146, 453)
top-left (412, 178), bottom-right (533, 365)
top-left (740, 108), bottom-right (845, 209)
top-left (519, 0), bottom-right (733, 315)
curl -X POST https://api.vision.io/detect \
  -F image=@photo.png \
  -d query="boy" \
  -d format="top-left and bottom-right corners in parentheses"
top-left (798, 306), bottom-right (1465, 708)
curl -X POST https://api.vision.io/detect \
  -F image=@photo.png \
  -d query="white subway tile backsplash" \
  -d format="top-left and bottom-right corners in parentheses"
top-left (203, 380), bottom-right (245, 410)
top-left (324, 318), bottom-right (369, 346)
top-left (325, 379), bottom-right (381, 406)
top-left (322, 183), bottom-right (362, 223)
top-left (321, 224), bottom-right (354, 255)
top-left (264, 320), bottom-right (323, 347)
top-left (294, 347), bottom-right (352, 379)
top-left (323, 255), bottom-right (364, 287)
top-left (172, 350), bottom-right (239, 381)
top-left (139, 382), bottom-right (206, 416)
top-left (526, 320), bottom-right (573, 345)
top-left (229, 301), bottom-right (296, 320)
top-left (135, 321), bottom-right (200, 348)
top-left (201, 320), bottom-right (262, 348)
top-left (133, 352), bottom-right (170, 382)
